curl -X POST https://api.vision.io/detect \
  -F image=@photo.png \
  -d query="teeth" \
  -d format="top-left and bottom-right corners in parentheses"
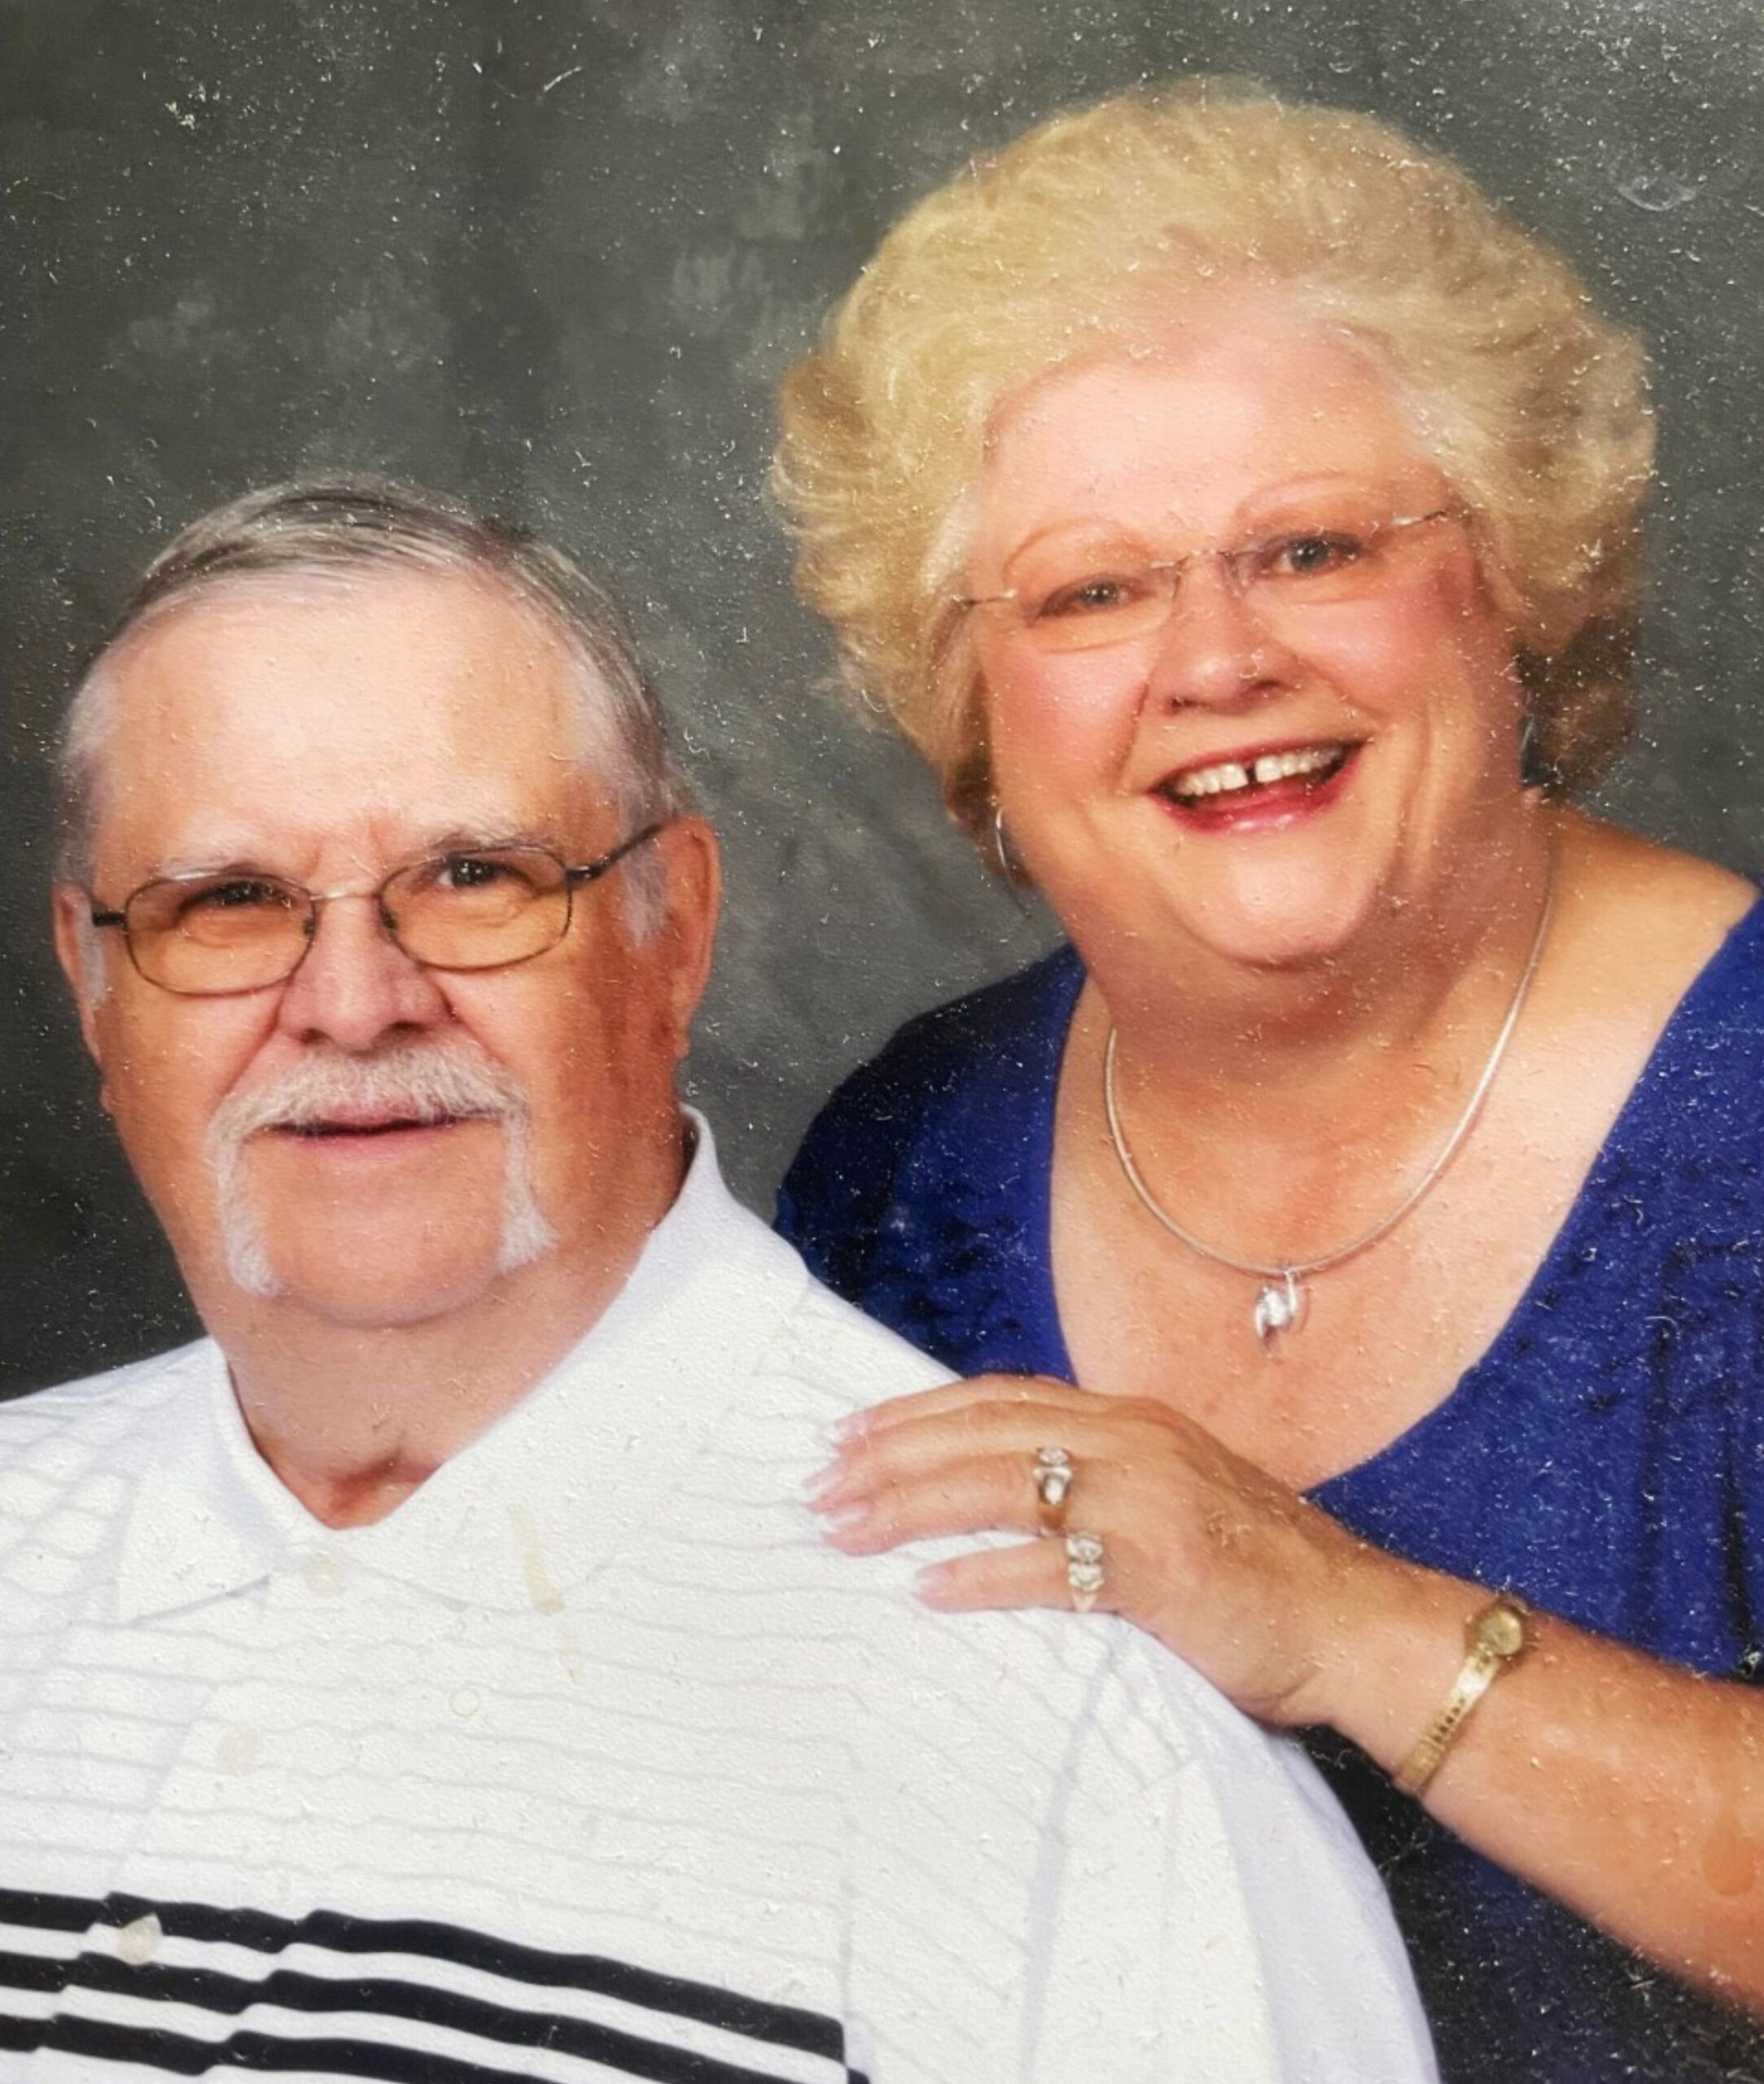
top-left (1254, 746), bottom-right (1341, 785)
top-left (1176, 760), bottom-right (1250, 797)
top-left (1170, 744), bottom-right (1344, 799)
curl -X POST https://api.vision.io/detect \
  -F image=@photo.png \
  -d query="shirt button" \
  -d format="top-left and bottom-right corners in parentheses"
top-left (116, 1913), bottom-right (164, 1966)
top-left (301, 1552), bottom-right (346, 1596)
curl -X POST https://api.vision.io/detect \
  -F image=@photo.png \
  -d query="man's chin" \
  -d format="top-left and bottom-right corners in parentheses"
top-left (224, 1217), bottom-right (550, 1325)
top-left (208, 1120), bottom-right (558, 1320)
top-left (230, 1246), bottom-right (535, 1329)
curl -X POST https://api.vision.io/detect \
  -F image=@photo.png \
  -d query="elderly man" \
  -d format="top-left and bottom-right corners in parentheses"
top-left (0, 480), bottom-right (1434, 2082)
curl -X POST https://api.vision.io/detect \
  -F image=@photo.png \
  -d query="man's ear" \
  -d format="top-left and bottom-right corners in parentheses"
top-left (51, 883), bottom-right (108, 1065)
top-left (651, 817), bottom-right (721, 1060)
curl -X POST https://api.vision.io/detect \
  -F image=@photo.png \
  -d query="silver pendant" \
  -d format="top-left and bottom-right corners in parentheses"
top-left (1252, 1270), bottom-right (1304, 1354)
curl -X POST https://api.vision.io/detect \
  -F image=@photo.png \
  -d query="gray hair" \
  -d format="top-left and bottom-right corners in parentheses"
top-left (57, 476), bottom-right (689, 942)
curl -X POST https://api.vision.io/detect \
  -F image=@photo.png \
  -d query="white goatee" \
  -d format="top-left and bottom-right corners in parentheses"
top-left (203, 1042), bottom-right (558, 1298)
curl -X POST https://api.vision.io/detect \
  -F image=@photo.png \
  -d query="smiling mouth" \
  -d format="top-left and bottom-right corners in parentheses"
top-left (1158, 742), bottom-right (1355, 803)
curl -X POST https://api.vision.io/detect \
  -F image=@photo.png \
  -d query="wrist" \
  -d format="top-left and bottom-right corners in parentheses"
top-left (1283, 1542), bottom-right (1467, 1742)
top-left (1274, 1525), bottom-right (1434, 1732)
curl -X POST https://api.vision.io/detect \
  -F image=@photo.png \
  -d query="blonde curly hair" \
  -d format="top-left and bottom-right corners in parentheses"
top-left (773, 81), bottom-right (1652, 855)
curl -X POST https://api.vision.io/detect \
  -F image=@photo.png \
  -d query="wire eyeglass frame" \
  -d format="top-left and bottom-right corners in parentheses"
top-left (955, 506), bottom-right (1464, 655)
top-left (87, 822), bottom-right (667, 997)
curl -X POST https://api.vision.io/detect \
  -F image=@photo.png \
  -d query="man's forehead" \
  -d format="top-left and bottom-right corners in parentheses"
top-left (108, 564), bottom-right (580, 710)
top-left (89, 568), bottom-right (612, 872)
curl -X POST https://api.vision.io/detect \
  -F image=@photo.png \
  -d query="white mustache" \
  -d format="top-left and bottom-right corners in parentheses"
top-left (202, 1042), bottom-right (555, 1298)
top-left (207, 1042), bottom-right (532, 1148)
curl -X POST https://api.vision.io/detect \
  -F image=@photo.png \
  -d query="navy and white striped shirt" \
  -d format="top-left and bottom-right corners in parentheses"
top-left (0, 1128), bottom-right (1434, 2082)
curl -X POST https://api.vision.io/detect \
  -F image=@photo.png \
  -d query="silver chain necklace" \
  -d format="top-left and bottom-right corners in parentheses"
top-left (1101, 871), bottom-right (1556, 1355)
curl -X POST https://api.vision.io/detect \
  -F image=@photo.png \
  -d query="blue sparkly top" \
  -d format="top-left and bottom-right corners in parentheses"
top-left (779, 905), bottom-right (1764, 2084)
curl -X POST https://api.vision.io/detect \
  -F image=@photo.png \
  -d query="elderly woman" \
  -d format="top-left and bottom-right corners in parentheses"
top-left (773, 84), bottom-right (1763, 2083)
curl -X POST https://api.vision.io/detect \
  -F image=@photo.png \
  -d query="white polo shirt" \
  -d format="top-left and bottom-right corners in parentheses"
top-left (0, 1126), bottom-right (1435, 2082)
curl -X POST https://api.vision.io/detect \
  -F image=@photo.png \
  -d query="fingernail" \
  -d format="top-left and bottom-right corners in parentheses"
top-left (834, 1408), bottom-right (872, 1443)
top-left (914, 1563), bottom-right (956, 1607)
top-left (806, 1456), bottom-right (863, 1507)
top-left (819, 1502), bottom-right (874, 1549)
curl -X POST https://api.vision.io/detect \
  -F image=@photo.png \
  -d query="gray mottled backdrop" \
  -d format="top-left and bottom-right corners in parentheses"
top-left (2, 0), bottom-right (1759, 1390)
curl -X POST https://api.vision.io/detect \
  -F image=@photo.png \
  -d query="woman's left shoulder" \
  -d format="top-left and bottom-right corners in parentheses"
top-left (1520, 822), bottom-right (1764, 1220)
top-left (1563, 814), bottom-right (1755, 923)
top-left (1555, 818), bottom-right (1760, 1022)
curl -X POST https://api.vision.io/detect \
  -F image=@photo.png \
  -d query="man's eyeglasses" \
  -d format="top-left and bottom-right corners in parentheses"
top-left (88, 825), bottom-right (665, 997)
top-left (956, 507), bottom-right (1464, 656)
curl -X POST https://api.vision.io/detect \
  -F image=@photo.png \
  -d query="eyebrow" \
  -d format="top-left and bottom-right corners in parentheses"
top-left (143, 828), bottom-right (569, 885)
top-left (1000, 474), bottom-right (1430, 562)
top-left (404, 825), bottom-right (565, 858)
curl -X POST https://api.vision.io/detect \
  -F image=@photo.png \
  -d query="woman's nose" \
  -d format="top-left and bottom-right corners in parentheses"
top-left (1141, 557), bottom-right (1293, 711)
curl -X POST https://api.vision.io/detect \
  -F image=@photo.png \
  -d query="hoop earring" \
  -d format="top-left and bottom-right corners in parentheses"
top-left (989, 804), bottom-right (1033, 911)
top-left (991, 804), bottom-right (1013, 880)
top-left (1518, 708), bottom-right (1556, 790)
top-left (992, 803), bottom-right (1035, 885)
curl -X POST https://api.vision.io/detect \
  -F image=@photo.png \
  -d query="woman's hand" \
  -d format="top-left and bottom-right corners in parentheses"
top-left (812, 1373), bottom-right (1764, 2007)
top-left (809, 1371), bottom-right (1391, 1727)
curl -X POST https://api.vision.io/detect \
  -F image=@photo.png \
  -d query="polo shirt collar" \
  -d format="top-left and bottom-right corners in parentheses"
top-left (115, 1341), bottom-right (305, 1622)
top-left (117, 1114), bottom-right (809, 1621)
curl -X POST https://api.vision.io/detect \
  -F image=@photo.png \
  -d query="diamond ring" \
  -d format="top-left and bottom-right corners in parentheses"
top-left (1065, 1530), bottom-right (1106, 1613)
top-left (1033, 1445), bottom-right (1075, 1535)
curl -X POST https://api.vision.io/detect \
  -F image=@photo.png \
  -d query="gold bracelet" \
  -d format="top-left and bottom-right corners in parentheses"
top-left (1394, 1595), bottom-right (1531, 1798)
